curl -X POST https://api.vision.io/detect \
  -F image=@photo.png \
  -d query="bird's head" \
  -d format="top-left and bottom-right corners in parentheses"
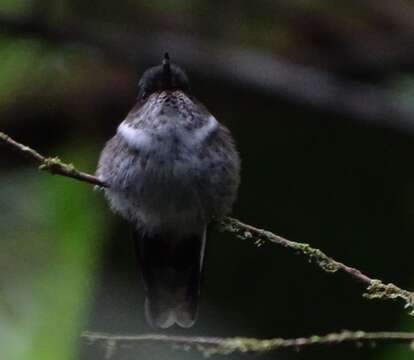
top-left (137, 53), bottom-right (191, 101)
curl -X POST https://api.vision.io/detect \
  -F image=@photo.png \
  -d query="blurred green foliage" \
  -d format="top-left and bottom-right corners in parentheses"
top-left (0, 0), bottom-right (32, 15)
top-left (0, 37), bottom-right (39, 105)
top-left (0, 151), bottom-right (107, 360)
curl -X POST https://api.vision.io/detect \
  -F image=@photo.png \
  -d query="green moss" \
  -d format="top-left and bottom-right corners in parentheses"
top-left (364, 280), bottom-right (414, 315)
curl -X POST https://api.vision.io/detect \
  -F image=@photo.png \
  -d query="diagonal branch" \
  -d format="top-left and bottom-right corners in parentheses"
top-left (220, 218), bottom-right (414, 313)
top-left (1, 130), bottom-right (414, 313)
top-left (0, 131), bottom-right (106, 187)
top-left (82, 330), bottom-right (414, 355)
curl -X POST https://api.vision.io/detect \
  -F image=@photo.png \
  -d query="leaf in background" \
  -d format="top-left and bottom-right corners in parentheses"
top-left (0, 36), bottom-right (43, 108)
top-left (0, 149), bottom-right (108, 360)
top-left (0, 0), bottom-right (33, 16)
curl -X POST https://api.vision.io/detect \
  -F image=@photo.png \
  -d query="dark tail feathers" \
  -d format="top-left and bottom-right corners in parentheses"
top-left (134, 228), bottom-right (206, 328)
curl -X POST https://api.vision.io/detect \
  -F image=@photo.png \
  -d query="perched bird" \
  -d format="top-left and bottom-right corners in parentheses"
top-left (96, 53), bottom-right (240, 328)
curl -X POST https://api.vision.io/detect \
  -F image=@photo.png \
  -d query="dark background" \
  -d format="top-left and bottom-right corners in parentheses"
top-left (1, 1), bottom-right (414, 359)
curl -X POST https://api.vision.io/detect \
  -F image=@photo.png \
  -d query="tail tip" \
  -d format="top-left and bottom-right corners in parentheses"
top-left (145, 298), bottom-right (197, 328)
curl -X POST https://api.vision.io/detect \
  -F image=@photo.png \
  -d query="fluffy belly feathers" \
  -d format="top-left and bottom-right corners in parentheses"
top-left (99, 117), bottom-right (223, 230)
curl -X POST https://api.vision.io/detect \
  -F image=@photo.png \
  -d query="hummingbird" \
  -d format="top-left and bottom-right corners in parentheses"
top-left (96, 53), bottom-right (240, 328)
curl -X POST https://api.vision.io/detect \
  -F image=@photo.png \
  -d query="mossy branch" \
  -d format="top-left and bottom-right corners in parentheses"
top-left (1, 130), bottom-right (414, 314)
top-left (82, 330), bottom-right (414, 356)
top-left (0, 131), bottom-right (106, 187)
top-left (220, 217), bottom-right (414, 314)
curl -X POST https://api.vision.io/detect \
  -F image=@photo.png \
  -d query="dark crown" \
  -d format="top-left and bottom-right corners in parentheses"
top-left (138, 53), bottom-right (191, 99)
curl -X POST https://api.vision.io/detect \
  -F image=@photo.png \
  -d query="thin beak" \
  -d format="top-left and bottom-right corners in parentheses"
top-left (162, 52), bottom-right (172, 88)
